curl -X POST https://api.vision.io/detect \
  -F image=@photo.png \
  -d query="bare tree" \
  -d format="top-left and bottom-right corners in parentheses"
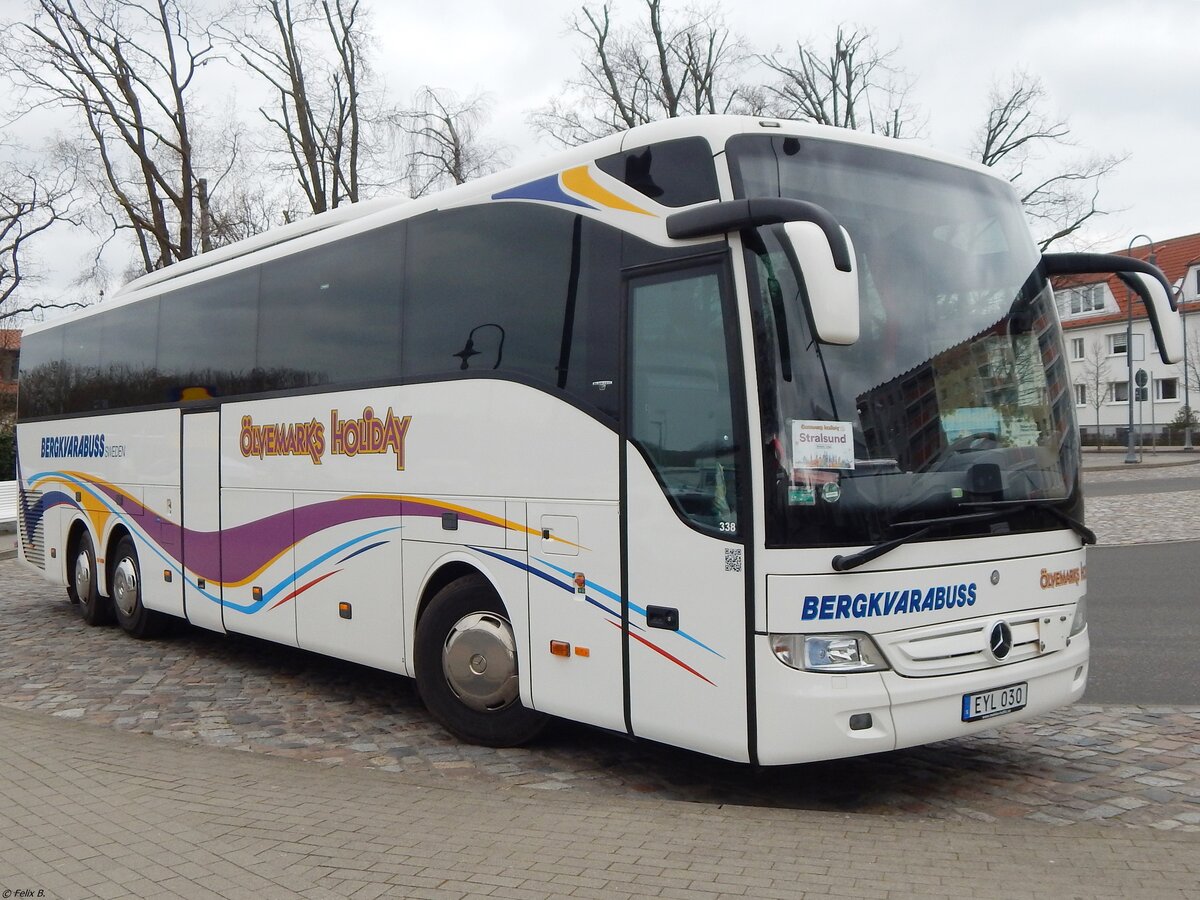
top-left (972, 71), bottom-right (1125, 251)
top-left (1078, 338), bottom-right (1112, 450)
top-left (396, 87), bottom-right (507, 198)
top-left (0, 0), bottom-right (221, 273)
top-left (758, 25), bottom-right (920, 138)
top-left (222, 0), bottom-right (388, 214)
top-left (0, 161), bottom-right (86, 321)
top-left (531, 0), bottom-right (751, 147)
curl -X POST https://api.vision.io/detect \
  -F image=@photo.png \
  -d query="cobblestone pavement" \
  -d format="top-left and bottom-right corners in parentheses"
top-left (5, 705), bottom-right (1198, 900)
top-left (1079, 456), bottom-right (1200, 545)
top-left (2, 558), bottom-right (1198, 835)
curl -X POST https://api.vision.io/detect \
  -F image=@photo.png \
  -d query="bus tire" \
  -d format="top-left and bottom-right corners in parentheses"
top-left (69, 531), bottom-right (112, 626)
top-left (111, 536), bottom-right (167, 639)
top-left (415, 574), bottom-right (547, 747)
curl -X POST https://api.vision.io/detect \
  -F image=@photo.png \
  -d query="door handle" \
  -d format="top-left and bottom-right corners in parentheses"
top-left (646, 606), bottom-right (679, 631)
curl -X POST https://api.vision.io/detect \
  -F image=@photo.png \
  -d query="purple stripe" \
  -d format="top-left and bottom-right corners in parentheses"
top-left (77, 481), bottom-right (501, 584)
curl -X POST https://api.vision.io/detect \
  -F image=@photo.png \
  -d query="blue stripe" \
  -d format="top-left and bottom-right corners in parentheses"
top-left (249, 527), bottom-right (403, 612)
top-left (534, 556), bottom-right (724, 659)
top-left (337, 540), bottom-right (390, 565)
top-left (492, 174), bottom-right (596, 210)
top-left (469, 546), bottom-right (626, 624)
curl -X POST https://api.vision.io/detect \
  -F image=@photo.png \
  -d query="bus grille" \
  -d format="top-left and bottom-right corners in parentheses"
top-left (877, 609), bottom-right (1070, 677)
top-left (18, 488), bottom-right (45, 569)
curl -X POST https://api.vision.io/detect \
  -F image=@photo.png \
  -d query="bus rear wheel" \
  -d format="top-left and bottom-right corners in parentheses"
top-left (111, 537), bottom-right (167, 639)
top-left (415, 574), bottom-right (547, 747)
top-left (68, 531), bottom-right (112, 626)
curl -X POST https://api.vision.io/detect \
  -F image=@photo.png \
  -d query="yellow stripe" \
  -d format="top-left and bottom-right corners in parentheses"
top-left (349, 494), bottom-right (589, 552)
top-left (561, 166), bottom-right (653, 216)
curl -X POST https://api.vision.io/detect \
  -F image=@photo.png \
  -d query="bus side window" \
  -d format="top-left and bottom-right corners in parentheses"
top-left (258, 223), bottom-right (403, 389)
top-left (403, 204), bottom-right (620, 423)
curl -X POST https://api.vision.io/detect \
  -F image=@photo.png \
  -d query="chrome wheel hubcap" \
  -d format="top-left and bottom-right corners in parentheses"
top-left (74, 551), bottom-right (92, 600)
top-left (442, 612), bottom-right (520, 712)
top-left (113, 557), bottom-right (139, 617)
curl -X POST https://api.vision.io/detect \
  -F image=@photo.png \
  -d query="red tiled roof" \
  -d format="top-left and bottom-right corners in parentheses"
top-left (1058, 231), bottom-right (1200, 331)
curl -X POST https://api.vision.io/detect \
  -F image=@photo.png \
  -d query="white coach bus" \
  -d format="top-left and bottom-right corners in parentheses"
top-left (15, 117), bottom-right (1182, 764)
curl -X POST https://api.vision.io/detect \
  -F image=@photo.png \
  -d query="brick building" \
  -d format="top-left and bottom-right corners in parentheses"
top-left (1, 329), bottom-right (19, 423)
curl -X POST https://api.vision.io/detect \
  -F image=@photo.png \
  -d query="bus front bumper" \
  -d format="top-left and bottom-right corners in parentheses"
top-left (752, 628), bottom-right (1090, 766)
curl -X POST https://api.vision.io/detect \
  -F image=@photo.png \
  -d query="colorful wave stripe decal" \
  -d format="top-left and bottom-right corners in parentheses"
top-left (471, 545), bottom-right (719, 687)
top-left (22, 468), bottom-right (718, 685)
top-left (493, 165), bottom-right (654, 217)
top-left (24, 471), bottom-right (583, 584)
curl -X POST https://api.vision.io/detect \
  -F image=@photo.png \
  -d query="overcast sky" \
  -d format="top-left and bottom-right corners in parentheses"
top-left (3, 0), bottom-right (1199, 310)
top-left (380, 0), bottom-right (1200, 248)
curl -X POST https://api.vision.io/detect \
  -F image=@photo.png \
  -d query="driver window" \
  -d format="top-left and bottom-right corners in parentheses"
top-left (629, 267), bottom-right (739, 535)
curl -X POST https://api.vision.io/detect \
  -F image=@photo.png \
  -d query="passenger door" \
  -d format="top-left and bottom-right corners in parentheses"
top-left (623, 262), bottom-right (752, 762)
top-left (181, 410), bottom-right (224, 632)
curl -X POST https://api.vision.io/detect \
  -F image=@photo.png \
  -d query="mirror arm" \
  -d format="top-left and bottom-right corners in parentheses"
top-left (666, 199), bottom-right (853, 272)
top-left (1042, 252), bottom-right (1178, 311)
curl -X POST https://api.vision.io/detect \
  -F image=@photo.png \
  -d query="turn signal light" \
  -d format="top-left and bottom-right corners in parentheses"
top-left (550, 641), bottom-right (571, 657)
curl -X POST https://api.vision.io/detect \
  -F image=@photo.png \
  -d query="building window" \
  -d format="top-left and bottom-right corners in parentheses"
top-left (1074, 384), bottom-right (1087, 406)
top-left (1155, 378), bottom-right (1179, 401)
top-left (1070, 337), bottom-right (1085, 360)
top-left (1109, 381), bottom-right (1129, 403)
top-left (1066, 284), bottom-right (1106, 315)
top-left (1108, 332), bottom-right (1128, 356)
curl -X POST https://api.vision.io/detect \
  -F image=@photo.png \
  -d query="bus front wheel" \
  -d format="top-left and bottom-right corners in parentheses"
top-left (111, 537), bottom-right (167, 639)
top-left (415, 574), bottom-right (547, 747)
top-left (68, 531), bottom-right (112, 626)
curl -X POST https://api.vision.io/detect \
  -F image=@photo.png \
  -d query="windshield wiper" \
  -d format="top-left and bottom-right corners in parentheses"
top-left (956, 499), bottom-right (1096, 545)
top-left (831, 502), bottom-right (1095, 573)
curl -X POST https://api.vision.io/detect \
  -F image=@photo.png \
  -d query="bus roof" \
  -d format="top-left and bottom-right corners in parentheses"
top-left (26, 116), bottom-right (1007, 335)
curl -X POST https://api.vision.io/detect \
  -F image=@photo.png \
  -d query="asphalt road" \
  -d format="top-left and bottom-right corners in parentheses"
top-left (1085, 473), bottom-right (1200, 497)
top-left (1083, 539), bottom-right (1200, 705)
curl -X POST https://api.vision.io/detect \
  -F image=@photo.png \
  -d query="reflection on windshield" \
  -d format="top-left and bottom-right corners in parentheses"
top-left (730, 134), bottom-right (1081, 549)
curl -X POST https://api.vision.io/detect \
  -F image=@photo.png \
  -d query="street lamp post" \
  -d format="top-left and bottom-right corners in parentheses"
top-left (1183, 273), bottom-right (1194, 451)
top-left (1125, 235), bottom-right (1156, 464)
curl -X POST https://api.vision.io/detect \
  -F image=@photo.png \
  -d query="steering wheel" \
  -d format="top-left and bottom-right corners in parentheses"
top-left (918, 431), bottom-right (1001, 473)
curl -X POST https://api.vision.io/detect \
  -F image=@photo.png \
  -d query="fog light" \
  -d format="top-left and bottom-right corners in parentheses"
top-left (849, 713), bottom-right (873, 731)
top-left (770, 633), bottom-right (889, 672)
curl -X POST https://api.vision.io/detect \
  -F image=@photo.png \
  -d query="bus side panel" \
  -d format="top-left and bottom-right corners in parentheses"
top-left (624, 454), bottom-right (750, 762)
top-left (524, 500), bottom-right (624, 731)
top-left (135, 485), bottom-right (183, 619)
top-left (294, 490), bottom-right (405, 673)
top-left (219, 487), bottom-right (296, 646)
top-left (16, 410), bottom-right (183, 611)
top-left (182, 412), bottom-right (225, 633)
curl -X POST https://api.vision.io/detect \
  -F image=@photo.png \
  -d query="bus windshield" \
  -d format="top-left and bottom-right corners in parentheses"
top-left (728, 134), bottom-right (1081, 549)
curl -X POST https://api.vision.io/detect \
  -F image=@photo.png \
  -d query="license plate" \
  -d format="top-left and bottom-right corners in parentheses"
top-left (961, 682), bottom-right (1027, 722)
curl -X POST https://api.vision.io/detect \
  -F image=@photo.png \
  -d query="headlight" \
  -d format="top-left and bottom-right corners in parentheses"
top-left (1070, 595), bottom-right (1087, 636)
top-left (769, 633), bottom-right (889, 672)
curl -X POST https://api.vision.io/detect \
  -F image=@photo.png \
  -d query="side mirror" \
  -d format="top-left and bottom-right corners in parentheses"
top-left (1113, 271), bottom-right (1184, 364)
top-left (776, 221), bottom-right (860, 345)
top-left (663, 197), bottom-right (861, 345)
top-left (1043, 252), bottom-right (1183, 364)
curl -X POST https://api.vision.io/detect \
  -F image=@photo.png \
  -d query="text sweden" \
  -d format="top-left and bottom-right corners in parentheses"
top-left (40, 433), bottom-right (126, 459)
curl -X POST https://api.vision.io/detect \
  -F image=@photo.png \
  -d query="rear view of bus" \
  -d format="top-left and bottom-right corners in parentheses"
top-left (15, 117), bottom-right (1181, 766)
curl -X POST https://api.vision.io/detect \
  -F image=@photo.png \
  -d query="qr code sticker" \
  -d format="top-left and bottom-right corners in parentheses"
top-left (724, 548), bottom-right (742, 572)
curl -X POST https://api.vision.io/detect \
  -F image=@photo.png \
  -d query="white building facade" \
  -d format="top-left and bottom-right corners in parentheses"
top-left (1056, 233), bottom-right (1200, 447)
